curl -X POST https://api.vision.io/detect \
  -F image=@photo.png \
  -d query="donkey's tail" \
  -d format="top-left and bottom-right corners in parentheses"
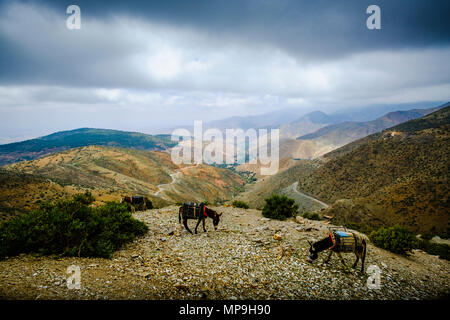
top-left (178, 207), bottom-right (182, 224)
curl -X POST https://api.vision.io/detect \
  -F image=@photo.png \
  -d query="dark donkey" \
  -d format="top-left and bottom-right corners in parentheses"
top-left (307, 231), bottom-right (367, 272)
top-left (178, 203), bottom-right (222, 234)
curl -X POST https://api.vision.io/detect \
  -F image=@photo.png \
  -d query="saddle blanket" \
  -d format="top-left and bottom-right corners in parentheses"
top-left (182, 203), bottom-right (206, 219)
top-left (330, 231), bottom-right (363, 252)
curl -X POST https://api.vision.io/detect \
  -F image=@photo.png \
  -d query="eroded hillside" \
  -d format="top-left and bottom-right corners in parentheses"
top-left (297, 107), bottom-right (450, 234)
top-left (1, 146), bottom-right (244, 218)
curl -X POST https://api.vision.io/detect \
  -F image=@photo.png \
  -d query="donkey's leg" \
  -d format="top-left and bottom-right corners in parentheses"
top-left (195, 218), bottom-right (202, 234)
top-left (183, 219), bottom-right (193, 234)
top-left (352, 253), bottom-right (360, 269)
top-left (324, 251), bottom-right (333, 264)
top-left (202, 219), bottom-right (206, 232)
top-left (337, 252), bottom-right (348, 268)
top-left (361, 243), bottom-right (367, 273)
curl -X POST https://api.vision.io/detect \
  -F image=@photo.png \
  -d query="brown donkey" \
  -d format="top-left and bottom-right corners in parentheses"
top-left (178, 203), bottom-right (222, 234)
top-left (307, 231), bottom-right (367, 272)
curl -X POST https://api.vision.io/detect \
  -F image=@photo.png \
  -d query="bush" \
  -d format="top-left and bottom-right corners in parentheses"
top-left (232, 200), bottom-right (249, 209)
top-left (302, 212), bottom-right (322, 221)
top-left (262, 195), bottom-right (298, 220)
top-left (0, 192), bottom-right (148, 260)
top-left (370, 225), bottom-right (416, 255)
top-left (415, 239), bottom-right (450, 260)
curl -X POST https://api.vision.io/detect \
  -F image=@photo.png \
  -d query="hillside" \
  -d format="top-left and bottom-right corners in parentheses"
top-left (235, 159), bottom-right (321, 209)
top-left (1, 206), bottom-right (448, 299)
top-left (0, 128), bottom-right (177, 166)
top-left (297, 107), bottom-right (450, 235)
top-left (1, 146), bottom-right (244, 217)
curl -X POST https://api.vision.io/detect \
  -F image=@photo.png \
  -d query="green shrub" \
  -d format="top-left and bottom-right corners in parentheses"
top-left (302, 212), bottom-right (322, 221)
top-left (0, 192), bottom-right (148, 260)
top-left (262, 195), bottom-right (298, 220)
top-left (370, 225), bottom-right (416, 255)
top-left (232, 200), bottom-right (249, 209)
top-left (415, 239), bottom-right (450, 260)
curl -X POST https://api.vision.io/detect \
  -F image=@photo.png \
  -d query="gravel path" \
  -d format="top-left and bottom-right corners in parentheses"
top-left (0, 206), bottom-right (448, 300)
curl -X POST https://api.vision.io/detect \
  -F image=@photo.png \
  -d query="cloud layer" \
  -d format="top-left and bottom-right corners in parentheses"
top-left (0, 0), bottom-right (449, 142)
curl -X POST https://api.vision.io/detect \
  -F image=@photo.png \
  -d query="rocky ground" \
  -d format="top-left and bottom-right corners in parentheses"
top-left (0, 206), bottom-right (449, 300)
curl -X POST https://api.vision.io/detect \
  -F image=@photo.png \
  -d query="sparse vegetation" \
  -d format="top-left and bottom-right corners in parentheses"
top-left (231, 200), bottom-right (249, 209)
top-left (370, 225), bottom-right (416, 255)
top-left (262, 195), bottom-right (298, 220)
top-left (415, 238), bottom-right (450, 261)
top-left (302, 212), bottom-right (322, 221)
top-left (0, 192), bottom-right (148, 259)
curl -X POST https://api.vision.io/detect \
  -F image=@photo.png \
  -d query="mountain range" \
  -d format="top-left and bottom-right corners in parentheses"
top-left (297, 106), bottom-right (450, 235)
top-left (0, 128), bottom-right (177, 166)
top-left (1, 146), bottom-right (244, 220)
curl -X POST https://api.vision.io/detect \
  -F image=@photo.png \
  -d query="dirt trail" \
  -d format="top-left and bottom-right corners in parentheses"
top-left (287, 182), bottom-right (329, 208)
top-left (0, 206), bottom-right (448, 300)
top-left (154, 164), bottom-right (199, 197)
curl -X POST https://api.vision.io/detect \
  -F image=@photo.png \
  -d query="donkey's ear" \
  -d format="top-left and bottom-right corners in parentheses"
top-left (218, 212), bottom-right (223, 217)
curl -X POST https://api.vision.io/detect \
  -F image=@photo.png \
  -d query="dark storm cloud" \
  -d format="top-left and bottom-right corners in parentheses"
top-left (11, 0), bottom-right (450, 56)
top-left (0, 0), bottom-right (449, 142)
top-left (1, 0), bottom-right (449, 87)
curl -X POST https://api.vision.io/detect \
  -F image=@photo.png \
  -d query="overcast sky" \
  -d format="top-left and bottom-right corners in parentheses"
top-left (0, 0), bottom-right (449, 143)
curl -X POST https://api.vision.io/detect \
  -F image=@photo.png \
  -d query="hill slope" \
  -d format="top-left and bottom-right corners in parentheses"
top-left (297, 107), bottom-right (450, 234)
top-left (0, 128), bottom-right (177, 166)
top-left (1, 206), bottom-right (448, 299)
top-left (2, 146), bottom-right (244, 217)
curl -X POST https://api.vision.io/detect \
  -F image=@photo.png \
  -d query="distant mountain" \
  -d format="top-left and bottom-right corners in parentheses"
top-left (279, 111), bottom-right (343, 139)
top-left (1, 146), bottom-right (244, 218)
top-left (297, 106), bottom-right (450, 235)
top-left (0, 128), bottom-right (177, 166)
top-left (279, 105), bottom-right (442, 160)
top-left (298, 107), bottom-right (440, 144)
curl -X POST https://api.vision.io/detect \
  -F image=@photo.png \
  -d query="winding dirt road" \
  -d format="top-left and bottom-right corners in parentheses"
top-left (288, 181), bottom-right (329, 208)
top-left (154, 164), bottom-right (199, 198)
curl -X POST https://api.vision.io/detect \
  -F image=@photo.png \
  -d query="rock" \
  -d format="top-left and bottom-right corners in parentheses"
top-left (174, 283), bottom-right (189, 291)
top-left (273, 234), bottom-right (283, 241)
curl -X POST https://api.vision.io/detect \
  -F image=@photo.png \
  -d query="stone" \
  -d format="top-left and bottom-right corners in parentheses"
top-left (273, 234), bottom-right (283, 241)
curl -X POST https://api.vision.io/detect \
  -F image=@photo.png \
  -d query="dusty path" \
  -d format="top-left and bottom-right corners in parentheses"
top-left (283, 182), bottom-right (329, 209)
top-left (0, 206), bottom-right (448, 300)
top-left (154, 164), bottom-right (199, 197)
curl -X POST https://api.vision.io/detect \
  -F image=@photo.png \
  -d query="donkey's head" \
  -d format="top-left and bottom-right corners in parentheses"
top-left (206, 208), bottom-right (223, 230)
top-left (307, 240), bottom-right (318, 262)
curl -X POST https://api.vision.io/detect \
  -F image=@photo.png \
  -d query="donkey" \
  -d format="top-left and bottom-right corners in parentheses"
top-left (307, 232), bottom-right (367, 272)
top-left (178, 205), bottom-right (222, 234)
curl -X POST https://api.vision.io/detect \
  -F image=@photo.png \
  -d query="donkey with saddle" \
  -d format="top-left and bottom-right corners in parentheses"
top-left (307, 228), bottom-right (367, 272)
top-left (179, 202), bottom-right (222, 234)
